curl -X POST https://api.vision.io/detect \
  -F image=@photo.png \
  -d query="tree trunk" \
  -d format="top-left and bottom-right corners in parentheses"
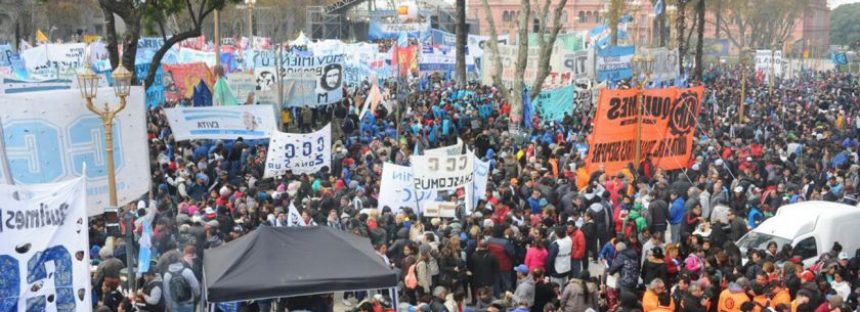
top-left (480, 0), bottom-right (510, 102)
top-left (529, 0), bottom-right (568, 100)
top-left (694, 0), bottom-right (705, 81)
top-left (510, 0), bottom-right (530, 130)
top-left (714, 0), bottom-right (721, 39)
top-left (101, 4), bottom-right (120, 70)
top-left (455, 0), bottom-right (467, 86)
top-left (609, 0), bottom-right (622, 45)
top-left (144, 29), bottom-right (203, 88)
top-left (677, 0), bottom-right (687, 76)
top-left (121, 13), bottom-right (141, 79)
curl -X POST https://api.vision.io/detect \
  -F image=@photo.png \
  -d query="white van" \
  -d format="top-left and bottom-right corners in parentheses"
top-left (736, 201), bottom-right (860, 266)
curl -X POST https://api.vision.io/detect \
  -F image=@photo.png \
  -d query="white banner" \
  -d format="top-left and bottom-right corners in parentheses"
top-left (281, 50), bottom-right (344, 107)
top-left (0, 176), bottom-right (92, 312)
top-left (264, 124), bottom-right (331, 177)
top-left (226, 72), bottom-right (257, 103)
top-left (755, 50), bottom-right (783, 78)
top-left (481, 44), bottom-right (571, 89)
top-left (644, 48), bottom-right (679, 82)
top-left (164, 105), bottom-right (278, 141)
top-left (0, 87), bottom-right (150, 214)
top-left (411, 154), bottom-right (474, 191)
top-left (424, 138), bottom-right (464, 156)
top-left (20, 43), bottom-right (88, 80)
top-left (466, 154), bottom-right (490, 215)
top-left (561, 48), bottom-right (595, 81)
top-left (379, 163), bottom-right (436, 214)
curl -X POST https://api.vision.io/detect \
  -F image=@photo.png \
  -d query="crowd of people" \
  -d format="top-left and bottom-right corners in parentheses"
top-left (86, 58), bottom-right (860, 312)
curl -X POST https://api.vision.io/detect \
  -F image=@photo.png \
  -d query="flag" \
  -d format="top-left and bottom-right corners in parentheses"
top-left (35, 29), bottom-right (48, 42)
top-left (522, 89), bottom-right (533, 129)
top-left (832, 52), bottom-right (848, 66)
top-left (654, 0), bottom-right (665, 16)
top-left (287, 202), bottom-right (306, 227)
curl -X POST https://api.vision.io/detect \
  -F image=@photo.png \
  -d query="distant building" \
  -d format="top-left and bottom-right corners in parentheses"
top-left (467, 0), bottom-right (830, 56)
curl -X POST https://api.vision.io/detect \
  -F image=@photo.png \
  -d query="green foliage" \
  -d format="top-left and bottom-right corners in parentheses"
top-left (830, 3), bottom-right (860, 47)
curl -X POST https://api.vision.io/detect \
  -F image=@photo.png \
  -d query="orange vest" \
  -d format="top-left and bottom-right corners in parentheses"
top-left (643, 290), bottom-right (676, 312)
top-left (771, 290), bottom-right (791, 309)
top-left (752, 295), bottom-right (768, 312)
top-left (717, 289), bottom-right (749, 312)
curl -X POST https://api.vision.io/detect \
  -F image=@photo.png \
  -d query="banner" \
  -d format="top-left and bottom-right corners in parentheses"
top-left (164, 105), bottom-right (278, 141)
top-left (703, 39), bottom-right (729, 57)
top-left (527, 32), bottom-right (586, 51)
top-left (253, 67), bottom-right (280, 106)
top-left (424, 138), bottom-right (464, 156)
top-left (411, 154), bottom-right (474, 191)
top-left (0, 44), bottom-right (14, 66)
top-left (281, 50), bottom-right (345, 107)
top-left (343, 43), bottom-right (381, 86)
top-left (137, 37), bottom-right (165, 64)
top-left (264, 124), bottom-right (332, 177)
top-left (162, 62), bottom-right (215, 102)
top-left (643, 48), bottom-right (679, 82)
top-left (224, 72), bottom-right (256, 104)
top-left (428, 29), bottom-right (457, 46)
top-left (0, 177), bottom-right (92, 312)
top-left (20, 43), bottom-right (87, 80)
top-left (467, 155), bottom-right (490, 214)
top-left (586, 86), bottom-right (704, 174)
top-left (393, 45), bottom-right (418, 77)
top-left (596, 45), bottom-right (634, 82)
top-left (379, 163), bottom-right (436, 214)
top-left (562, 48), bottom-right (594, 81)
top-left (0, 87), bottom-right (150, 213)
top-left (755, 50), bottom-right (783, 78)
top-left (368, 19), bottom-right (429, 40)
top-left (533, 85), bottom-right (576, 121)
top-left (0, 78), bottom-right (72, 94)
top-left (481, 44), bottom-right (571, 88)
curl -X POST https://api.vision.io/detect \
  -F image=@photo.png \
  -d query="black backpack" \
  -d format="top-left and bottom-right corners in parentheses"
top-left (169, 268), bottom-right (193, 302)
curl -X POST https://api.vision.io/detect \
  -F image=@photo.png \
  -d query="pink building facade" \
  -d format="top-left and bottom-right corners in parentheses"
top-left (467, 0), bottom-right (830, 55)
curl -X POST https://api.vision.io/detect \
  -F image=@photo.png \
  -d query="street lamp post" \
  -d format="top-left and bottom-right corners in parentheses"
top-left (246, 0), bottom-right (256, 50)
top-left (77, 60), bottom-right (133, 294)
top-left (632, 52), bottom-right (654, 169)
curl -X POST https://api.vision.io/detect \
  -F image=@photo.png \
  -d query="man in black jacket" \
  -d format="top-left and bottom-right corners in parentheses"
top-left (679, 282), bottom-right (709, 312)
top-left (649, 192), bottom-right (670, 235)
top-left (469, 241), bottom-right (499, 298)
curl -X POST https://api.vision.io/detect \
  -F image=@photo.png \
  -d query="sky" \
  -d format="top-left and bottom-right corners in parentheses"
top-left (830, 0), bottom-right (860, 9)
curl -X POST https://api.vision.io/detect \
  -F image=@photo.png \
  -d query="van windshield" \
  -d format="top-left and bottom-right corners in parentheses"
top-left (737, 232), bottom-right (793, 255)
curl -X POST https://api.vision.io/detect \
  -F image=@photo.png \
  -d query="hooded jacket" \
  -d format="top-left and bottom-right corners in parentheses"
top-left (608, 247), bottom-right (640, 290)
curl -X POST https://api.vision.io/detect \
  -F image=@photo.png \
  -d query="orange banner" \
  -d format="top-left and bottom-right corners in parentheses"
top-left (586, 86), bottom-right (704, 175)
top-left (393, 45), bottom-right (417, 77)
top-left (162, 62), bottom-right (216, 102)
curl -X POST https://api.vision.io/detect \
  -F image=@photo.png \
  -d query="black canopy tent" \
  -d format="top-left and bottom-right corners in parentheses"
top-left (204, 226), bottom-right (398, 303)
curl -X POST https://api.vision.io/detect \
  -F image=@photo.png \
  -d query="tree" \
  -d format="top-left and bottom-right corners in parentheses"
top-left (455, 0), bottom-right (467, 86)
top-left (706, 0), bottom-right (805, 50)
top-left (98, 0), bottom-right (241, 87)
top-left (480, 0), bottom-right (568, 131)
top-left (693, 0), bottom-right (705, 81)
top-left (830, 3), bottom-right (860, 47)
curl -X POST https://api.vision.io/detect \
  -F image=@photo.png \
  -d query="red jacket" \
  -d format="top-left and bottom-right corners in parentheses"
top-left (571, 229), bottom-right (586, 260)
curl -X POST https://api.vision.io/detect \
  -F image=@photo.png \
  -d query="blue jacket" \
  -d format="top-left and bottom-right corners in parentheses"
top-left (669, 198), bottom-right (685, 225)
top-left (747, 207), bottom-right (764, 229)
top-left (598, 242), bottom-right (617, 267)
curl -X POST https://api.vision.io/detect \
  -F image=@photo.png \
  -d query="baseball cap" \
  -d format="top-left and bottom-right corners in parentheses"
top-left (514, 264), bottom-right (529, 275)
top-left (839, 251), bottom-right (849, 260)
top-left (800, 270), bottom-right (815, 282)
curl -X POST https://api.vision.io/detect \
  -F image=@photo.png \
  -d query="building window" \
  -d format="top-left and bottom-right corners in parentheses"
top-left (579, 11), bottom-right (586, 23)
top-left (503, 10), bottom-right (512, 22)
top-left (561, 10), bottom-right (568, 23)
top-left (586, 11), bottom-right (593, 23)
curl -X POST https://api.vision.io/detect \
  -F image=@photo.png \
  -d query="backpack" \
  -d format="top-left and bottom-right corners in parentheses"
top-left (404, 264), bottom-right (418, 289)
top-left (169, 269), bottom-right (193, 302)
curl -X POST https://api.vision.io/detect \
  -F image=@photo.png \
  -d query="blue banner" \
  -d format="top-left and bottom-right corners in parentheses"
top-left (832, 52), bottom-right (848, 66)
top-left (368, 19), bottom-right (430, 40)
top-left (533, 86), bottom-right (575, 121)
top-left (0, 44), bottom-right (14, 67)
top-left (596, 45), bottom-right (634, 82)
top-left (428, 29), bottom-right (457, 46)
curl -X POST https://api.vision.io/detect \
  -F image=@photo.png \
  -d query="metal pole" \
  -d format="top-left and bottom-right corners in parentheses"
top-left (769, 49), bottom-right (774, 97)
top-left (0, 119), bottom-right (14, 185)
top-left (635, 80), bottom-right (644, 169)
top-left (214, 10), bottom-right (221, 67)
top-left (104, 111), bottom-right (118, 207)
top-left (248, 4), bottom-right (254, 50)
